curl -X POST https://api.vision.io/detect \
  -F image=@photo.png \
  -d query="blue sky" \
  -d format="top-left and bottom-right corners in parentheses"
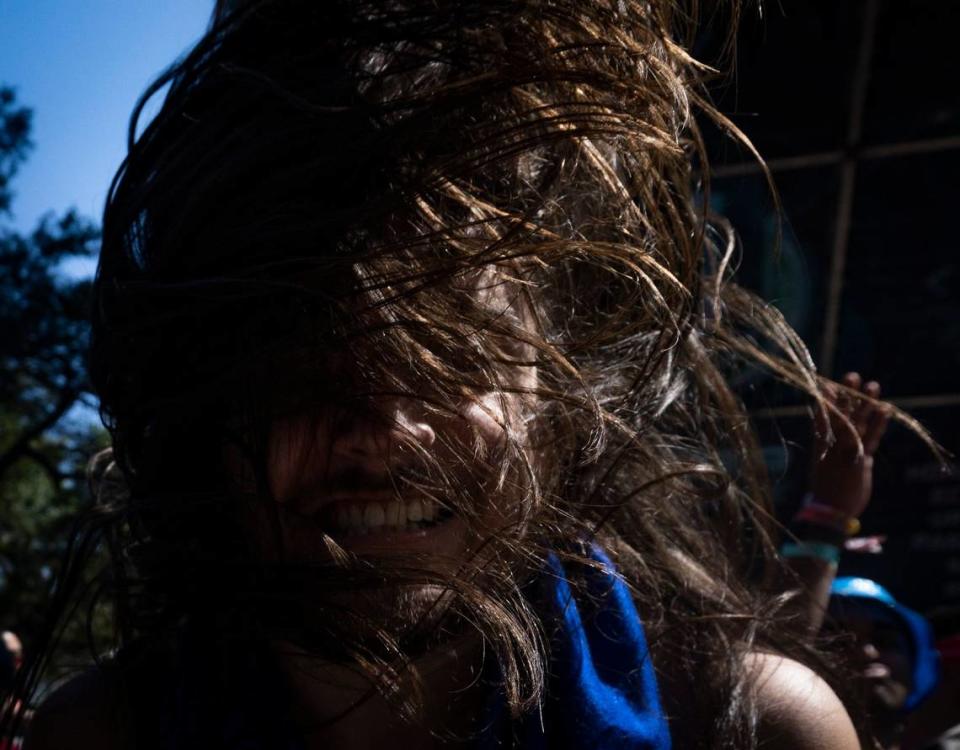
top-left (1, 1), bottom-right (214, 246)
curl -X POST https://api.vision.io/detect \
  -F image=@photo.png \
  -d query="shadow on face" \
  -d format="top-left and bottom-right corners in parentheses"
top-left (229, 270), bottom-right (541, 580)
top-left (827, 600), bottom-right (914, 713)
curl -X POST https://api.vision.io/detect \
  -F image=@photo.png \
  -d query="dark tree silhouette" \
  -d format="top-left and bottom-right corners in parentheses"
top-left (0, 85), bottom-right (107, 652)
top-left (0, 88), bottom-right (32, 217)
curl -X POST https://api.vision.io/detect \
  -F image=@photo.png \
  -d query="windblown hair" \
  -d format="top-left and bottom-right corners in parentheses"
top-left (5, 1), bottom-right (869, 747)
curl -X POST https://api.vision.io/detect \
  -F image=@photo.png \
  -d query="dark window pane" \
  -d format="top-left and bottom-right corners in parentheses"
top-left (839, 406), bottom-right (960, 612)
top-left (703, 0), bottom-right (864, 161)
top-left (837, 152), bottom-right (960, 395)
top-left (862, 1), bottom-right (960, 145)
top-left (713, 166), bottom-right (839, 406)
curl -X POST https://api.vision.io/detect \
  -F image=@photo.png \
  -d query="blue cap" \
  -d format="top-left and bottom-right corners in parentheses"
top-left (829, 577), bottom-right (940, 711)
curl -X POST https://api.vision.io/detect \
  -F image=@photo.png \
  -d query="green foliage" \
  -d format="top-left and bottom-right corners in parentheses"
top-left (0, 86), bottom-right (110, 661)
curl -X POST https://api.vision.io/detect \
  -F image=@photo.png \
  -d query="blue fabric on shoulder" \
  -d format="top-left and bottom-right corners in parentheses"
top-left (483, 546), bottom-right (671, 749)
top-left (173, 546), bottom-right (670, 749)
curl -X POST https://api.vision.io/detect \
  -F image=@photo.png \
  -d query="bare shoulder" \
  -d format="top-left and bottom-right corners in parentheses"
top-left (744, 652), bottom-right (861, 750)
top-left (25, 667), bottom-right (127, 750)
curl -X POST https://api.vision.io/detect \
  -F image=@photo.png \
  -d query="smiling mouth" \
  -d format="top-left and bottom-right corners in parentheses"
top-left (316, 495), bottom-right (455, 537)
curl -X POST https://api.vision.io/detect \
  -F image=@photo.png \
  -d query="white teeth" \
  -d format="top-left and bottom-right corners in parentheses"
top-left (332, 499), bottom-right (442, 534)
top-left (363, 503), bottom-right (385, 528)
top-left (407, 499), bottom-right (423, 523)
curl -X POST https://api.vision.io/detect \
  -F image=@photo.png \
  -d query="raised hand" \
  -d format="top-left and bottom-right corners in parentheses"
top-left (810, 372), bottom-right (891, 520)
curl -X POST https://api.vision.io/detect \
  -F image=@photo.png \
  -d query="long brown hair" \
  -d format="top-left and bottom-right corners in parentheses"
top-left (6, 1), bottom-right (876, 747)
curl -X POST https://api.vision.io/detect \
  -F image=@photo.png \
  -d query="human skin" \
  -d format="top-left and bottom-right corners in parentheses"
top-left (236, 278), bottom-right (863, 750)
top-left (811, 372), bottom-right (891, 520)
top-left (787, 372), bottom-right (892, 633)
top-left (827, 602), bottom-right (914, 750)
top-left (830, 603), bottom-right (913, 713)
top-left (242, 271), bottom-right (539, 571)
top-left (231, 272), bottom-right (539, 747)
top-left (23, 314), bottom-right (865, 750)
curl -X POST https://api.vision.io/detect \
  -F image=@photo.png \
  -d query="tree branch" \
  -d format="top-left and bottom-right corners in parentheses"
top-left (0, 389), bottom-right (77, 481)
top-left (21, 445), bottom-right (66, 488)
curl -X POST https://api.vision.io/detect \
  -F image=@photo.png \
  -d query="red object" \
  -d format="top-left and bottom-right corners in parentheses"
top-left (937, 634), bottom-right (960, 664)
top-left (843, 535), bottom-right (886, 554)
top-left (794, 503), bottom-right (859, 535)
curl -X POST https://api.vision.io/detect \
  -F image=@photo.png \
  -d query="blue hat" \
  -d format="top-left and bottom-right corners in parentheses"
top-left (829, 577), bottom-right (940, 711)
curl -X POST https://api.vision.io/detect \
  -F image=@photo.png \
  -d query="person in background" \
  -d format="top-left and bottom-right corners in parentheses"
top-left (0, 634), bottom-right (21, 695)
top-left (826, 578), bottom-right (940, 750)
top-left (1, 632), bottom-right (24, 750)
top-left (904, 607), bottom-right (960, 750)
top-left (781, 372), bottom-right (891, 631)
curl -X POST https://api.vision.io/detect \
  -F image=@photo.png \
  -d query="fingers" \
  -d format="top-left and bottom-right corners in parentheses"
top-left (850, 378), bottom-right (890, 454)
top-left (862, 401), bottom-right (891, 455)
top-left (840, 371), bottom-right (862, 391)
top-left (826, 372), bottom-right (891, 456)
top-left (832, 372), bottom-right (861, 420)
top-left (834, 372), bottom-right (861, 419)
top-left (852, 379), bottom-right (879, 432)
top-left (825, 373), bottom-right (862, 451)
top-left (813, 388), bottom-right (831, 441)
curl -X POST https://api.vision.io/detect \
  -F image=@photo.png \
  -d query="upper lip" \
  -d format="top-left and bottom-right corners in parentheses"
top-left (325, 491), bottom-right (395, 501)
top-left (292, 489), bottom-right (396, 517)
top-left (284, 464), bottom-right (436, 515)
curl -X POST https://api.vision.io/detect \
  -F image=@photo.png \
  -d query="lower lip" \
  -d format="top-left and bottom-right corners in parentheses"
top-left (325, 510), bottom-right (461, 554)
top-left (313, 493), bottom-right (453, 542)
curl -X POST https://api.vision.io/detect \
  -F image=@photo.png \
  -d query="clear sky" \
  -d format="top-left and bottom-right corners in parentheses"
top-left (0, 1), bottom-right (215, 241)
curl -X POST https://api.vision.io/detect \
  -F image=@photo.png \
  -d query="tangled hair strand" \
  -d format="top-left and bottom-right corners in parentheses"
top-left (5, 1), bottom-right (912, 747)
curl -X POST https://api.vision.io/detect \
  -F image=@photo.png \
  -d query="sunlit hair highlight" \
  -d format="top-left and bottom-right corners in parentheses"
top-left (4, 1), bottom-right (892, 747)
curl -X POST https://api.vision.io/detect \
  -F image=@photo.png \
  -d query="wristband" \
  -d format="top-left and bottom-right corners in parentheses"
top-left (780, 540), bottom-right (841, 565)
top-left (794, 494), bottom-right (861, 537)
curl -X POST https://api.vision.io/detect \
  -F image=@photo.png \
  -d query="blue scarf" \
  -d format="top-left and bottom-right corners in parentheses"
top-left (172, 547), bottom-right (671, 749)
top-left (477, 547), bottom-right (671, 749)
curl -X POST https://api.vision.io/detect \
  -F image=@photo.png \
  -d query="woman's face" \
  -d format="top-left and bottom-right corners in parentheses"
top-left (241, 271), bottom-right (539, 574)
top-left (830, 601), bottom-right (914, 712)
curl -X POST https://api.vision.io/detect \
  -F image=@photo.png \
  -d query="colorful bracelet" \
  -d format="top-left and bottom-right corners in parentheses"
top-left (793, 494), bottom-right (862, 537)
top-left (780, 540), bottom-right (841, 565)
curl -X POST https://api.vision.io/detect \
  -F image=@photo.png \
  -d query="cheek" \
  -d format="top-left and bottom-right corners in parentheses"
top-left (460, 394), bottom-right (506, 444)
top-left (267, 424), bottom-right (301, 500)
top-left (457, 391), bottom-right (532, 452)
top-left (882, 650), bottom-right (914, 687)
top-left (266, 418), bottom-right (333, 502)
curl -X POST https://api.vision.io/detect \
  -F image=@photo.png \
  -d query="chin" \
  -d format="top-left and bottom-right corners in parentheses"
top-left (869, 682), bottom-right (910, 713)
top-left (320, 581), bottom-right (468, 661)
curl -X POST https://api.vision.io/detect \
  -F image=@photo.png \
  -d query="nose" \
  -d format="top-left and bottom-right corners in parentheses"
top-left (332, 397), bottom-right (436, 469)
